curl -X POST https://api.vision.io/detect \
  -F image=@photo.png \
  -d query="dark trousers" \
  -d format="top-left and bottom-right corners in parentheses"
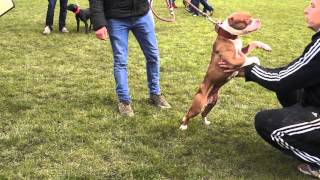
top-left (190, 0), bottom-right (213, 15)
top-left (45, 0), bottom-right (68, 31)
top-left (255, 91), bottom-right (320, 167)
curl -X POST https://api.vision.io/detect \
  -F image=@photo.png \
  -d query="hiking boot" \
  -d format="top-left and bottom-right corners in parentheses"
top-left (149, 94), bottom-right (171, 109)
top-left (298, 163), bottom-right (320, 178)
top-left (43, 26), bottom-right (51, 35)
top-left (118, 102), bottom-right (134, 117)
top-left (60, 27), bottom-right (69, 33)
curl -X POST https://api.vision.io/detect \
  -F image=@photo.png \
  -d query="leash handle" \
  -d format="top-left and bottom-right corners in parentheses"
top-left (150, 0), bottom-right (176, 22)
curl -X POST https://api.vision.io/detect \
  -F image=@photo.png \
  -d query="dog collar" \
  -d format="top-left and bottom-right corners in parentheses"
top-left (75, 6), bottom-right (80, 14)
top-left (219, 20), bottom-right (247, 36)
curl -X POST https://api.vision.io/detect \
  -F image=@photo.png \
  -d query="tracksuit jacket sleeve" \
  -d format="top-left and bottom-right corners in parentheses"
top-left (244, 37), bottom-right (320, 93)
top-left (89, 0), bottom-right (107, 31)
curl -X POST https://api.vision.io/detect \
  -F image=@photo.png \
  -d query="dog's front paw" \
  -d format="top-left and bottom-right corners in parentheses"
top-left (179, 124), bottom-right (188, 130)
top-left (254, 41), bottom-right (272, 52)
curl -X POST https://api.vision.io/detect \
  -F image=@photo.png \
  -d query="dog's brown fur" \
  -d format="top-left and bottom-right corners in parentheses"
top-left (180, 12), bottom-right (271, 130)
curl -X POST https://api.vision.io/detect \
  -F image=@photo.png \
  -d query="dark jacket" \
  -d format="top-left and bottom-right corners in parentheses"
top-left (244, 31), bottom-right (320, 107)
top-left (89, 0), bottom-right (149, 30)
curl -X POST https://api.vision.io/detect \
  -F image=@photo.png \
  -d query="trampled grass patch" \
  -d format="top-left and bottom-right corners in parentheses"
top-left (0, 0), bottom-right (313, 179)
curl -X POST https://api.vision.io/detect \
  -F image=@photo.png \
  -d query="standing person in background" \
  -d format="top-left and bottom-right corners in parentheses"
top-left (166, 0), bottom-right (178, 9)
top-left (189, 0), bottom-right (214, 16)
top-left (43, 0), bottom-right (69, 35)
top-left (90, 0), bottom-right (171, 117)
top-left (219, 0), bottom-right (320, 178)
top-left (166, 0), bottom-right (178, 15)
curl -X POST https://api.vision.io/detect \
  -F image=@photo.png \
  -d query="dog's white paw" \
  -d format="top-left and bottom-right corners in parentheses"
top-left (254, 41), bottom-right (272, 52)
top-left (203, 117), bottom-right (211, 126)
top-left (179, 124), bottom-right (188, 130)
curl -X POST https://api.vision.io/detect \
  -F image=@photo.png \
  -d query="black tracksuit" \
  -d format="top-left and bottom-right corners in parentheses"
top-left (89, 0), bottom-right (149, 30)
top-left (244, 31), bottom-right (320, 167)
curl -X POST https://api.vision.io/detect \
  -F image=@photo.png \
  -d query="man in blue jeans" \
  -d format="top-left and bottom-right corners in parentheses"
top-left (90, 0), bottom-right (171, 117)
top-left (43, 0), bottom-right (69, 34)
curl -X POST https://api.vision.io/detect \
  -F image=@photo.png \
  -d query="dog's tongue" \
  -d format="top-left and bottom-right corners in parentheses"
top-left (253, 19), bottom-right (261, 28)
top-left (245, 19), bottom-right (261, 33)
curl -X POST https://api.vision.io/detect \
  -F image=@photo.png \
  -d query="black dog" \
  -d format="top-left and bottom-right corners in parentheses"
top-left (67, 4), bottom-right (92, 34)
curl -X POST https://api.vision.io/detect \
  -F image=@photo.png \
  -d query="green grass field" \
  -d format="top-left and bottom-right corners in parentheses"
top-left (0, 0), bottom-right (315, 179)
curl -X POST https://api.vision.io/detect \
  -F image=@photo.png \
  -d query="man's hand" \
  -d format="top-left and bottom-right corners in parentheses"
top-left (218, 60), bottom-right (245, 77)
top-left (95, 26), bottom-right (108, 40)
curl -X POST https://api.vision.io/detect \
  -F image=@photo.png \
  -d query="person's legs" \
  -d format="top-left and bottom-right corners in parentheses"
top-left (131, 12), bottom-right (160, 96)
top-left (59, 0), bottom-right (68, 31)
top-left (106, 19), bottom-right (131, 104)
top-left (45, 0), bottom-right (57, 29)
top-left (131, 12), bottom-right (171, 108)
top-left (172, 0), bottom-right (177, 8)
top-left (254, 104), bottom-right (320, 167)
top-left (199, 0), bottom-right (213, 12)
top-left (190, 0), bottom-right (200, 15)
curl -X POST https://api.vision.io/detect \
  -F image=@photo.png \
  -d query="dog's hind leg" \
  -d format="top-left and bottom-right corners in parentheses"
top-left (201, 88), bottom-right (219, 126)
top-left (85, 22), bottom-right (88, 34)
top-left (180, 85), bottom-right (209, 130)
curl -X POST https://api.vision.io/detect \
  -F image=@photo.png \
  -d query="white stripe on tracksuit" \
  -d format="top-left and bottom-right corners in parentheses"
top-left (271, 118), bottom-right (320, 166)
top-left (251, 38), bottom-right (320, 81)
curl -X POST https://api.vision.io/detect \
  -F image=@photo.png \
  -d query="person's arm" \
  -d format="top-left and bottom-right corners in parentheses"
top-left (89, 0), bottom-right (106, 31)
top-left (89, 0), bottom-right (108, 40)
top-left (244, 42), bottom-right (320, 92)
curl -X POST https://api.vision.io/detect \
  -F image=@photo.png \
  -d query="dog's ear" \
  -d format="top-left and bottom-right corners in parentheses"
top-left (228, 17), bottom-right (234, 25)
top-left (245, 19), bottom-right (252, 25)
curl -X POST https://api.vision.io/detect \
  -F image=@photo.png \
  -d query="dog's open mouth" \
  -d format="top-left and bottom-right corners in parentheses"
top-left (243, 19), bottom-right (261, 34)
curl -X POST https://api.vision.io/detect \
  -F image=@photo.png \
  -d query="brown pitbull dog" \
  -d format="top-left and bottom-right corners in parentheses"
top-left (180, 12), bottom-right (272, 130)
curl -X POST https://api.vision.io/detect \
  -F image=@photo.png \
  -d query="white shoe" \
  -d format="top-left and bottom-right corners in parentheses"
top-left (169, 7), bottom-right (174, 15)
top-left (60, 27), bottom-right (69, 33)
top-left (43, 26), bottom-right (51, 35)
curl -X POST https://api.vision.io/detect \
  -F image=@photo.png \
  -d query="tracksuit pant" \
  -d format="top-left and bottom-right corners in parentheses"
top-left (254, 92), bottom-right (320, 167)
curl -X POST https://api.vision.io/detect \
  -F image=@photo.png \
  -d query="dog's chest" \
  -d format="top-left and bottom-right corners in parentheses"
top-left (232, 39), bottom-right (243, 55)
top-left (227, 39), bottom-right (242, 80)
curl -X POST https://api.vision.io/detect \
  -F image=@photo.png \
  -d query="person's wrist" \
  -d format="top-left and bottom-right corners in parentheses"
top-left (244, 64), bottom-right (255, 81)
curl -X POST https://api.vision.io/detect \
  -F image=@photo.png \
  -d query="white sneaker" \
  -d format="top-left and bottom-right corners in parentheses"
top-left (169, 7), bottom-right (174, 15)
top-left (60, 27), bottom-right (69, 33)
top-left (43, 26), bottom-right (51, 35)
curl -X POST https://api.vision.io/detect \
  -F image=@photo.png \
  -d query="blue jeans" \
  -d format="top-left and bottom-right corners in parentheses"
top-left (45, 0), bottom-right (68, 31)
top-left (107, 12), bottom-right (160, 104)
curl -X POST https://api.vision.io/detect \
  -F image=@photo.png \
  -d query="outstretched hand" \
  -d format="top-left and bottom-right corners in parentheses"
top-left (95, 26), bottom-right (108, 40)
top-left (218, 60), bottom-right (245, 77)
